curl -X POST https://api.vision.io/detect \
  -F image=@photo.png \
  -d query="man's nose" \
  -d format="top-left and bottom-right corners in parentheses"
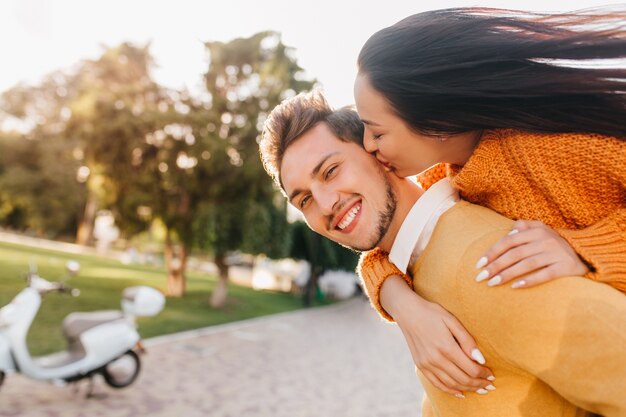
top-left (363, 132), bottom-right (378, 154)
top-left (315, 188), bottom-right (339, 216)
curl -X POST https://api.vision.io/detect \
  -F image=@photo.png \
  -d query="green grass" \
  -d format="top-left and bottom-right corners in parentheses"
top-left (0, 240), bottom-right (309, 356)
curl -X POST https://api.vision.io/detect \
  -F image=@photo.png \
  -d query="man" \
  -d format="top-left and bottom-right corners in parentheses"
top-left (259, 90), bottom-right (626, 417)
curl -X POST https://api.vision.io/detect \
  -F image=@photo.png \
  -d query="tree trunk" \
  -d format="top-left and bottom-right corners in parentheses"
top-left (303, 267), bottom-right (321, 307)
top-left (210, 254), bottom-right (229, 308)
top-left (164, 230), bottom-right (187, 297)
top-left (76, 187), bottom-right (98, 245)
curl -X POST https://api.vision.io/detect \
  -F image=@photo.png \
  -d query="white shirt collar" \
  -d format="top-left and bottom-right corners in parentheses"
top-left (389, 178), bottom-right (460, 274)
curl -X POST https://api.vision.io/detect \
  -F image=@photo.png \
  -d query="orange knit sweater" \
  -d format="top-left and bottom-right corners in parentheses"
top-left (359, 129), bottom-right (626, 320)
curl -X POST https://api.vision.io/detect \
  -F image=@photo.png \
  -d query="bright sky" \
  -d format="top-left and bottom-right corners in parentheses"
top-left (0, 0), bottom-right (618, 107)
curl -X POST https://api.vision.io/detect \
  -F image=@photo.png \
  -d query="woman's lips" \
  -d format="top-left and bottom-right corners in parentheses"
top-left (377, 157), bottom-right (394, 172)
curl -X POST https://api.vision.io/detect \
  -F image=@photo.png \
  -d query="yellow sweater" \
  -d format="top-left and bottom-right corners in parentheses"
top-left (410, 201), bottom-right (626, 417)
top-left (359, 130), bottom-right (626, 320)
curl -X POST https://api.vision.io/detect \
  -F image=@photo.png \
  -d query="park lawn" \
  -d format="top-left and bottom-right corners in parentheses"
top-left (0, 240), bottom-right (306, 356)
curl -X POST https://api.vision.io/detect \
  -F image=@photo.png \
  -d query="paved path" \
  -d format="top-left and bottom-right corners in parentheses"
top-left (0, 298), bottom-right (424, 417)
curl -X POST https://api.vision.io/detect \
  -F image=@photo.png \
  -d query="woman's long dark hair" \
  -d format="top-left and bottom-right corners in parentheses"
top-left (357, 7), bottom-right (626, 139)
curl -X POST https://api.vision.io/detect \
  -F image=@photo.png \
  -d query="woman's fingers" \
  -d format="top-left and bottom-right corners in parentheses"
top-left (419, 349), bottom-right (492, 394)
top-left (483, 253), bottom-right (548, 286)
top-left (475, 220), bottom-right (537, 269)
top-left (482, 244), bottom-right (542, 282)
top-left (436, 347), bottom-right (495, 392)
top-left (446, 316), bottom-right (494, 381)
top-left (421, 369), bottom-right (464, 398)
top-left (443, 316), bottom-right (496, 392)
top-left (509, 264), bottom-right (561, 288)
top-left (475, 220), bottom-right (589, 287)
top-left (398, 300), bottom-right (495, 395)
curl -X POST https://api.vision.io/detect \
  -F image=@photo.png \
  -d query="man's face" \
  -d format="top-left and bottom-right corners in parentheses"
top-left (280, 122), bottom-right (397, 251)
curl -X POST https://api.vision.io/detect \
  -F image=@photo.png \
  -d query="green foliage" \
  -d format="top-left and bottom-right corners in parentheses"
top-left (242, 199), bottom-right (293, 259)
top-left (0, 70), bottom-right (78, 130)
top-left (0, 69), bottom-right (86, 239)
top-left (193, 201), bottom-right (244, 257)
top-left (289, 221), bottom-right (359, 273)
top-left (193, 199), bottom-right (292, 260)
top-left (0, 132), bottom-right (85, 238)
top-left (64, 42), bottom-right (170, 235)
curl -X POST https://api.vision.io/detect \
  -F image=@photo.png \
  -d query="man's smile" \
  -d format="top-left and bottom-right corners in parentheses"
top-left (331, 200), bottom-right (362, 233)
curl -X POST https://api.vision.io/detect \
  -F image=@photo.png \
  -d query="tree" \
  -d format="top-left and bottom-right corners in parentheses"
top-left (0, 43), bottom-right (167, 246)
top-left (0, 71), bottom-right (86, 239)
top-left (66, 43), bottom-right (215, 296)
top-left (60, 43), bottom-right (201, 296)
top-left (64, 42), bottom-right (164, 246)
top-left (193, 31), bottom-right (316, 307)
top-left (64, 34), bottom-right (313, 301)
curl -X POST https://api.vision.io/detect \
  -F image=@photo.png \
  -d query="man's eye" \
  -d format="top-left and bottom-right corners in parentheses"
top-left (299, 195), bottom-right (311, 209)
top-left (324, 165), bottom-right (338, 180)
top-left (372, 134), bottom-right (383, 141)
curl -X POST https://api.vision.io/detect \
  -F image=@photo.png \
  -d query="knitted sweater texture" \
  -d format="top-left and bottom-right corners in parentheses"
top-left (358, 129), bottom-right (626, 320)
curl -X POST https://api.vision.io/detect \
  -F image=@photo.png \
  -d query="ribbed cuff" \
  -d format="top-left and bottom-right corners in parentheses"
top-left (416, 163), bottom-right (448, 191)
top-left (358, 249), bottom-right (413, 321)
top-left (557, 219), bottom-right (626, 292)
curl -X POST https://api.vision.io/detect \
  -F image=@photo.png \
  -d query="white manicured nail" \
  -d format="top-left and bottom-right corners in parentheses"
top-left (475, 256), bottom-right (488, 269)
top-left (511, 280), bottom-right (526, 289)
top-left (487, 275), bottom-right (502, 287)
top-left (485, 384), bottom-right (496, 391)
top-left (487, 375), bottom-right (496, 381)
top-left (508, 229), bottom-right (519, 235)
top-left (471, 348), bottom-right (486, 365)
top-left (455, 393), bottom-right (465, 399)
top-left (476, 388), bottom-right (489, 395)
top-left (475, 270), bottom-right (489, 282)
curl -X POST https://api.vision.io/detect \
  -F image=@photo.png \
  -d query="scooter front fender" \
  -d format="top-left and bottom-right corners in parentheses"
top-left (0, 332), bottom-right (16, 372)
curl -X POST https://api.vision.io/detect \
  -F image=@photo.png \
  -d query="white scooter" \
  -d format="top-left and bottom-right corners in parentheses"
top-left (0, 261), bottom-right (165, 394)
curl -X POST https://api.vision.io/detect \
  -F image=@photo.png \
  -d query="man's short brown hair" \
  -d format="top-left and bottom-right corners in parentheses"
top-left (259, 89), bottom-right (364, 190)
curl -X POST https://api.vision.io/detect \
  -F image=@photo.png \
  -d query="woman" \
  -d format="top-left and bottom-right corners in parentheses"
top-left (353, 7), bottom-right (626, 398)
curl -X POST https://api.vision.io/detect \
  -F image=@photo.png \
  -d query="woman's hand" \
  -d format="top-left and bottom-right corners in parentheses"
top-left (475, 220), bottom-right (590, 288)
top-left (380, 275), bottom-right (495, 398)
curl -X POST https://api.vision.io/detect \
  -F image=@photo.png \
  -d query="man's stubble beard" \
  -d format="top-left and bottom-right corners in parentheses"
top-left (348, 174), bottom-right (397, 252)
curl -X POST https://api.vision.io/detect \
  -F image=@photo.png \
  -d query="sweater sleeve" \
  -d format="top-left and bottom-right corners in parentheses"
top-left (357, 249), bottom-right (413, 321)
top-left (557, 208), bottom-right (626, 292)
top-left (415, 163), bottom-right (449, 190)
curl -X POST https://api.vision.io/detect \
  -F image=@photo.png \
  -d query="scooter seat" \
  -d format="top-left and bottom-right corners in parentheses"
top-left (62, 310), bottom-right (125, 341)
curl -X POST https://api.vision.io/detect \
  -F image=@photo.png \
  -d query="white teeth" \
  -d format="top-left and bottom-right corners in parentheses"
top-left (338, 205), bottom-right (360, 230)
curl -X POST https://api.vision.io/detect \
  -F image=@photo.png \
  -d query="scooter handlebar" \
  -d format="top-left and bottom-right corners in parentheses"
top-left (28, 275), bottom-right (79, 296)
top-left (58, 283), bottom-right (80, 297)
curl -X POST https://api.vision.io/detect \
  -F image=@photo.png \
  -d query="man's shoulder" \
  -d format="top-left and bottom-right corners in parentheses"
top-left (436, 200), bottom-right (514, 238)
top-left (412, 201), bottom-right (513, 293)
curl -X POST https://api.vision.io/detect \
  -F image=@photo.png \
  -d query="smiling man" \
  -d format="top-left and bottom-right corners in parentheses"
top-left (259, 90), bottom-right (626, 417)
top-left (279, 121), bottom-right (415, 253)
